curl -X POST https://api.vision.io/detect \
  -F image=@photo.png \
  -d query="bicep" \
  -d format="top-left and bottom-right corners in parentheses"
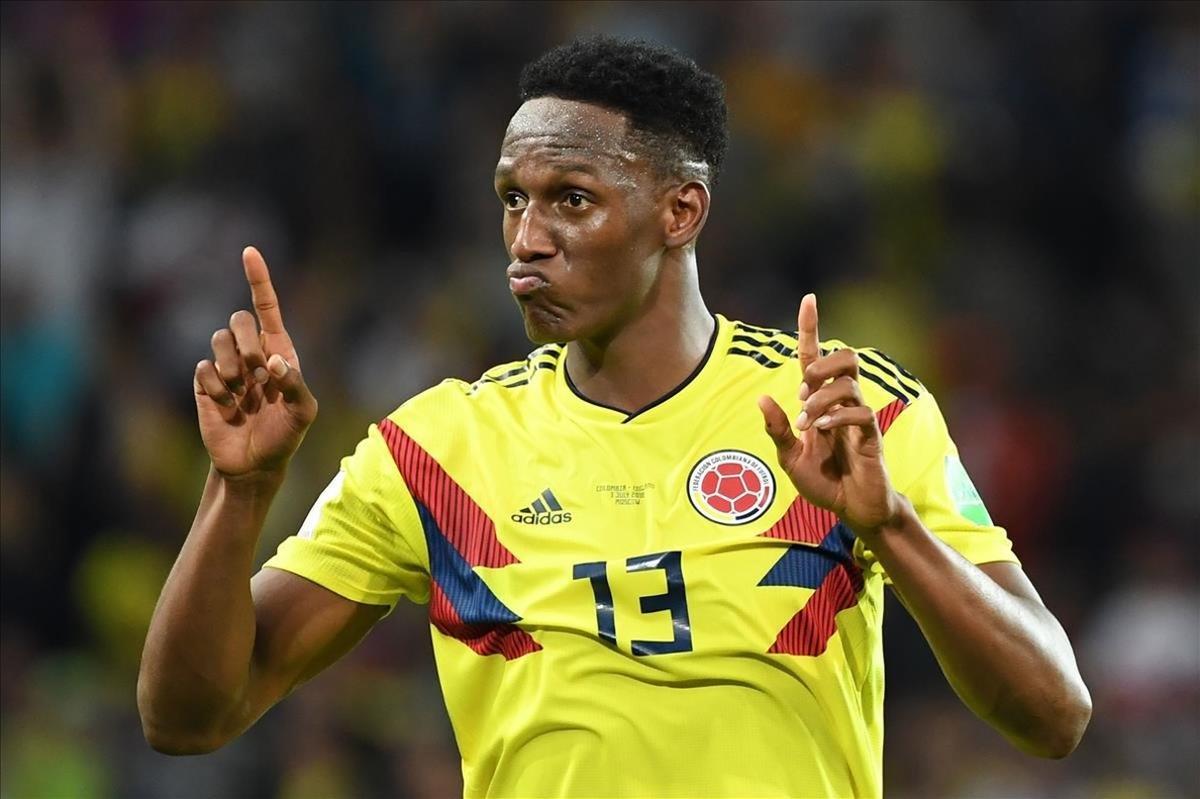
top-left (243, 567), bottom-right (388, 716)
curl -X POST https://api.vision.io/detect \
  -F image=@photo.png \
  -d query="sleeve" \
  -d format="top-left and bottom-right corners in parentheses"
top-left (858, 390), bottom-right (1019, 580)
top-left (263, 423), bottom-right (430, 611)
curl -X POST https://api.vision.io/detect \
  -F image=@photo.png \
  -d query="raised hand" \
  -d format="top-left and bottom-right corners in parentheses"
top-left (757, 294), bottom-right (901, 535)
top-left (193, 247), bottom-right (318, 480)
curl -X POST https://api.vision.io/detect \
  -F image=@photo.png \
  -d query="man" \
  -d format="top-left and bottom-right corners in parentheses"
top-left (138, 37), bottom-right (1090, 798)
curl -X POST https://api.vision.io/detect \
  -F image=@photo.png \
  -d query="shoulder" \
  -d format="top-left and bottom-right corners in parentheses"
top-left (837, 342), bottom-right (927, 412)
top-left (383, 342), bottom-right (565, 427)
top-left (724, 318), bottom-right (801, 370)
top-left (466, 342), bottom-right (565, 395)
top-left (723, 316), bottom-right (926, 411)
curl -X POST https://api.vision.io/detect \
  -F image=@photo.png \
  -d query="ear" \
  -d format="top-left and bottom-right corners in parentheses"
top-left (661, 180), bottom-right (711, 250)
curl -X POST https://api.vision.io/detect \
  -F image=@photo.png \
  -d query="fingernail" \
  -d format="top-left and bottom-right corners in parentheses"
top-left (799, 384), bottom-right (810, 401)
top-left (219, 395), bottom-right (236, 407)
top-left (815, 415), bottom-right (832, 428)
top-left (796, 411), bottom-right (809, 429)
top-left (268, 357), bottom-right (288, 378)
top-left (254, 367), bottom-right (270, 384)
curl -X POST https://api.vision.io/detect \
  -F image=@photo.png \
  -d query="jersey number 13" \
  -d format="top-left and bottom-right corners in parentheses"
top-left (573, 551), bottom-right (693, 655)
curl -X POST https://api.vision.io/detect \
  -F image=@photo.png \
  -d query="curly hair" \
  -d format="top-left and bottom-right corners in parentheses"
top-left (518, 36), bottom-right (729, 185)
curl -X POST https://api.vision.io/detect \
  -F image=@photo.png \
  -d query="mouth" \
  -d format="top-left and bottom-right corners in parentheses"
top-left (506, 263), bottom-right (550, 297)
top-left (507, 269), bottom-right (567, 340)
top-left (509, 274), bottom-right (548, 296)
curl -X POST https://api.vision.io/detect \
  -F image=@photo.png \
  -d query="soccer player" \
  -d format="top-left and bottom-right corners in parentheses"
top-left (138, 37), bottom-right (1091, 797)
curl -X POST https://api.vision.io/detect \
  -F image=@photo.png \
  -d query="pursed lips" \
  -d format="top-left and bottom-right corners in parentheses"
top-left (507, 263), bottom-right (549, 296)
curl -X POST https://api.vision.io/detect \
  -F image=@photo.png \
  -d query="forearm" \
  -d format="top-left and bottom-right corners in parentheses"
top-left (861, 497), bottom-right (1091, 757)
top-left (137, 467), bottom-right (283, 752)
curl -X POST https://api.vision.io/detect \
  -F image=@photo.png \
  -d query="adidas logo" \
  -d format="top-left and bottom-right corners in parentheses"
top-left (511, 489), bottom-right (572, 525)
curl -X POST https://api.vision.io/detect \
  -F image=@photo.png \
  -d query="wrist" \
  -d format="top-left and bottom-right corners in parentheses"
top-left (850, 491), bottom-right (916, 542)
top-left (208, 465), bottom-right (287, 499)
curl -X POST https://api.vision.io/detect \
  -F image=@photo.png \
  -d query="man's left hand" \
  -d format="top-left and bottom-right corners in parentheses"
top-left (757, 293), bottom-right (903, 536)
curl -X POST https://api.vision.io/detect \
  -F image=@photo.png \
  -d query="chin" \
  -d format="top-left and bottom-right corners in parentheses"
top-left (522, 317), bottom-right (569, 345)
top-left (518, 300), bottom-right (575, 344)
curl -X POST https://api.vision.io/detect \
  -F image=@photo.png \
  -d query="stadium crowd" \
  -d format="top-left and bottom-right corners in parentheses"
top-left (1, 2), bottom-right (1197, 797)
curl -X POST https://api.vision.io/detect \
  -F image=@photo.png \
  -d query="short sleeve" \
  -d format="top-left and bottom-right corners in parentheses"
top-left (859, 390), bottom-right (1019, 579)
top-left (263, 423), bottom-right (431, 610)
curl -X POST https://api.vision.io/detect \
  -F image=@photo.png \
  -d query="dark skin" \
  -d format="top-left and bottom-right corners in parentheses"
top-left (760, 297), bottom-right (1091, 757)
top-left (139, 98), bottom-right (1090, 758)
top-left (138, 247), bottom-right (385, 754)
top-left (495, 98), bottom-right (715, 411)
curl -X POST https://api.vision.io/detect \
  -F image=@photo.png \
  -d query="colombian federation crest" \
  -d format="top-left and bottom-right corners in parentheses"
top-left (687, 450), bottom-right (775, 525)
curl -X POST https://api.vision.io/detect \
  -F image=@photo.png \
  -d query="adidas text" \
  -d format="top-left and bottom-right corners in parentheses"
top-left (511, 511), bottom-right (573, 525)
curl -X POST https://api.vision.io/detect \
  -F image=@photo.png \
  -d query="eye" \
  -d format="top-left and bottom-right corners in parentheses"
top-left (564, 191), bottom-right (591, 209)
top-left (503, 192), bottom-right (528, 211)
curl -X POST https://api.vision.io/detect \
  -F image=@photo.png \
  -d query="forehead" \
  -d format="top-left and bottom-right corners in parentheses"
top-left (496, 97), bottom-right (641, 178)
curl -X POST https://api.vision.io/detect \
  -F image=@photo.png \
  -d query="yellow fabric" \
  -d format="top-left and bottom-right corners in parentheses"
top-left (265, 315), bottom-right (1017, 799)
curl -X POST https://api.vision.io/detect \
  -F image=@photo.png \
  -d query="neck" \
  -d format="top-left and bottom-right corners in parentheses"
top-left (565, 253), bottom-right (713, 414)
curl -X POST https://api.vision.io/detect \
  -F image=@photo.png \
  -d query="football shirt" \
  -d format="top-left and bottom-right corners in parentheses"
top-left (265, 313), bottom-right (1017, 798)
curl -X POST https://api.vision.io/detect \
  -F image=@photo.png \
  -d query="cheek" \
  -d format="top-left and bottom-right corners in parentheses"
top-left (563, 210), bottom-right (611, 245)
top-left (602, 207), bottom-right (660, 278)
top-left (566, 208), bottom-right (642, 264)
top-left (501, 216), bottom-right (516, 251)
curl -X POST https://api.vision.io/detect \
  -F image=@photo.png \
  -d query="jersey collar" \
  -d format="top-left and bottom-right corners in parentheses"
top-left (555, 314), bottom-right (732, 426)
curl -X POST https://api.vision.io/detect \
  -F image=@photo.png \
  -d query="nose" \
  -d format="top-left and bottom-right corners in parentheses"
top-left (510, 204), bottom-right (557, 263)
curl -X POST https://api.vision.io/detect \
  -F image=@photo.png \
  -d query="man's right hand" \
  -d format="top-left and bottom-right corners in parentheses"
top-left (193, 246), bottom-right (318, 480)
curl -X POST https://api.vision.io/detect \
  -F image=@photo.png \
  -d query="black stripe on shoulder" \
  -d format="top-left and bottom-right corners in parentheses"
top-left (862, 348), bottom-right (922, 396)
top-left (857, 349), bottom-right (921, 400)
top-left (857, 363), bottom-right (911, 404)
top-left (469, 374), bottom-right (529, 394)
top-left (869, 348), bottom-right (917, 382)
top-left (729, 347), bottom-right (788, 369)
top-left (484, 363), bottom-right (529, 382)
top-left (733, 322), bottom-right (800, 347)
top-left (734, 321), bottom-right (798, 342)
top-left (533, 344), bottom-right (564, 362)
top-left (468, 349), bottom-right (559, 395)
top-left (731, 334), bottom-right (796, 359)
top-left (465, 359), bottom-right (537, 393)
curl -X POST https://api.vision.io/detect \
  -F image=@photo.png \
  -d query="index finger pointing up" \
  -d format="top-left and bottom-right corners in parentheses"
top-left (797, 293), bottom-right (820, 371)
top-left (243, 246), bottom-right (286, 334)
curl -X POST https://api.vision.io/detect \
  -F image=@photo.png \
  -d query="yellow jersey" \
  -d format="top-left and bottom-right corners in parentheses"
top-left (265, 314), bottom-right (1017, 798)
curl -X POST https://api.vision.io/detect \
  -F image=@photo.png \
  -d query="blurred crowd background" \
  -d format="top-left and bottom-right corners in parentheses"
top-left (1, 1), bottom-right (1197, 797)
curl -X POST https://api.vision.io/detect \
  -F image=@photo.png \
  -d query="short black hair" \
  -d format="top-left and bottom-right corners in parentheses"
top-left (518, 36), bottom-right (729, 185)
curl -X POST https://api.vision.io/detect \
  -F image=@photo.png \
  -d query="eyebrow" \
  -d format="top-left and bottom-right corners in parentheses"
top-left (494, 161), bottom-right (602, 181)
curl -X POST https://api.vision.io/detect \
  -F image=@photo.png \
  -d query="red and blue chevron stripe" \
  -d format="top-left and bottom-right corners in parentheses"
top-left (757, 397), bottom-right (908, 656)
top-left (380, 419), bottom-right (540, 660)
